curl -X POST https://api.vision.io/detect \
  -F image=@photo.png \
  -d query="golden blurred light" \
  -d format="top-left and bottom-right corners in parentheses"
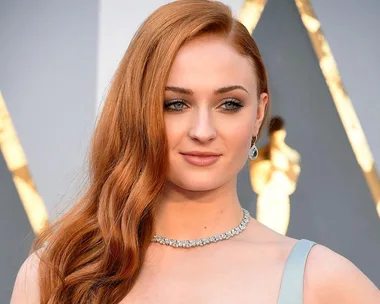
top-left (254, 169), bottom-right (292, 235)
top-left (238, 0), bottom-right (268, 34)
top-left (301, 14), bottom-right (321, 33)
top-left (0, 92), bottom-right (49, 234)
top-left (295, 0), bottom-right (380, 217)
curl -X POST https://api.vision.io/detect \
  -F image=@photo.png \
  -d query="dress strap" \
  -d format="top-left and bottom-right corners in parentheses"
top-left (277, 239), bottom-right (317, 304)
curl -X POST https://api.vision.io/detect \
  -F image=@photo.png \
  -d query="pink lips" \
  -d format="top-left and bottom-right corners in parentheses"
top-left (180, 151), bottom-right (221, 167)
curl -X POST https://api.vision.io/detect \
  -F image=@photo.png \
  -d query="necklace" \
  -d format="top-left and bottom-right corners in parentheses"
top-left (151, 208), bottom-right (250, 248)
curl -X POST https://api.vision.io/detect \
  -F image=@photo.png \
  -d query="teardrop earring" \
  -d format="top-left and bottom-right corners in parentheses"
top-left (248, 136), bottom-right (259, 160)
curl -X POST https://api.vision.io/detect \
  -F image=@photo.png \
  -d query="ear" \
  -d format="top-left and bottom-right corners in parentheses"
top-left (253, 93), bottom-right (269, 135)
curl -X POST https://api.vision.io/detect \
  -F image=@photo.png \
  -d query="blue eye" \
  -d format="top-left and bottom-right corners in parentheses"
top-left (164, 99), bottom-right (243, 112)
top-left (164, 100), bottom-right (187, 112)
top-left (221, 99), bottom-right (243, 112)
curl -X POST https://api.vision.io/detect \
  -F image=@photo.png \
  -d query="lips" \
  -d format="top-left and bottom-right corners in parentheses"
top-left (180, 151), bottom-right (221, 166)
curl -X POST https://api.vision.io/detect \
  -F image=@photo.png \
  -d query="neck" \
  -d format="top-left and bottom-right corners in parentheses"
top-left (153, 178), bottom-right (244, 240)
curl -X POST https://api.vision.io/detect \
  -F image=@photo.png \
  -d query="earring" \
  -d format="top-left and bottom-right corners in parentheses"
top-left (248, 136), bottom-right (259, 160)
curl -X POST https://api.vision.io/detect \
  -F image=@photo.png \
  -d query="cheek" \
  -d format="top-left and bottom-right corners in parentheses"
top-left (221, 111), bottom-right (256, 151)
top-left (218, 117), bottom-right (254, 176)
top-left (225, 121), bottom-right (252, 156)
top-left (165, 116), bottom-right (185, 147)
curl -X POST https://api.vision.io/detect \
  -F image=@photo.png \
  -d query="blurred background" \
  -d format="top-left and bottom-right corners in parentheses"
top-left (1, 0), bottom-right (379, 300)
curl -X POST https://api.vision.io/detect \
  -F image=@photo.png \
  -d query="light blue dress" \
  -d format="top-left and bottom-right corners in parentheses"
top-left (277, 239), bottom-right (318, 304)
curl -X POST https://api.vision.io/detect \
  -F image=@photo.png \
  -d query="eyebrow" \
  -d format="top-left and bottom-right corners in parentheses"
top-left (165, 85), bottom-right (250, 95)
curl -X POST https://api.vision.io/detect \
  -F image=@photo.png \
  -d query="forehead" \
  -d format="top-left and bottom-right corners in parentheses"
top-left (167, 36), bottom-right (257, 94)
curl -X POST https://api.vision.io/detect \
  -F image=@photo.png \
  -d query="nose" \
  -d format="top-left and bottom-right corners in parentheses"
top-left (188, 108), bottom-right (217, 143)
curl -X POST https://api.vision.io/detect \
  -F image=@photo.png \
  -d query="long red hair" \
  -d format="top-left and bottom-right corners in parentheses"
top-left (33, 1), bottom-right (270, 303)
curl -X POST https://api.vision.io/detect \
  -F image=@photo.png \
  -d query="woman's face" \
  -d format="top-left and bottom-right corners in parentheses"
top-left (164, 35), bottom-right (268, 192)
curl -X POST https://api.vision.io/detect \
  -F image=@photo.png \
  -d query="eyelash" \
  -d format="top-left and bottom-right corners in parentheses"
top-left (164, 99), bottom-right (244, 112)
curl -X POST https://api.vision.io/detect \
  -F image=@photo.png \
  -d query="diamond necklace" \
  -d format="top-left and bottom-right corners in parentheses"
top-left (151, 208), bottom-right (250, 248)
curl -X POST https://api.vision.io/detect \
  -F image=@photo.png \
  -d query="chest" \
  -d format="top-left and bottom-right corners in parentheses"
top-left (120, 247), bottom-right (286, 304)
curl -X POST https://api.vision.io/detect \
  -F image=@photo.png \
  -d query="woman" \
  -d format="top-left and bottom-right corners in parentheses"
top-left (11, 1), bottom-right (379, 303)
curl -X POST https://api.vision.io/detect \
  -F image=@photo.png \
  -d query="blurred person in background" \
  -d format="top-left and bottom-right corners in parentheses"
top-left (250, 116), bottom-right (301, 235)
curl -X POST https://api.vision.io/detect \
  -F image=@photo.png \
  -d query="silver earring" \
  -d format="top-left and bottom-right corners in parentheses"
top-left (248, 136), bottom-right (258, 160)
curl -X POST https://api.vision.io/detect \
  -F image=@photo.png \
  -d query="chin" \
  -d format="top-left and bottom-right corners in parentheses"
top-left (176, 183), bottom-right (220, 192)
top-left (179, 182), bottom-right (218, 192)
top-left (168, 172), bottom-right (228, 192)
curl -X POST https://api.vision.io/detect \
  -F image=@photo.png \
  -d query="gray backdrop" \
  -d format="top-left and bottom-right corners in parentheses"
top-left (238, 0), bottom-right (380, 287)
top-left (0, 0), bottom-right (98, 301)
top-left (310, 0), bottom-right (380, 176)
top-left (0, 152), bottom-right (34, 300)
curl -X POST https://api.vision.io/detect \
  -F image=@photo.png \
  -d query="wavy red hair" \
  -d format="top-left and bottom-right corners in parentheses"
top-left (32, 1), bottom-right (270, 303)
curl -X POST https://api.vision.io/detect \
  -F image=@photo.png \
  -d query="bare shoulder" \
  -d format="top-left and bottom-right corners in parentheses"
top-left (235, 220), bottom-right (379, 303)
top-left (10, 250), bottom-right (42, 304)
top-left (304, 244), bottom-right (380, 304)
